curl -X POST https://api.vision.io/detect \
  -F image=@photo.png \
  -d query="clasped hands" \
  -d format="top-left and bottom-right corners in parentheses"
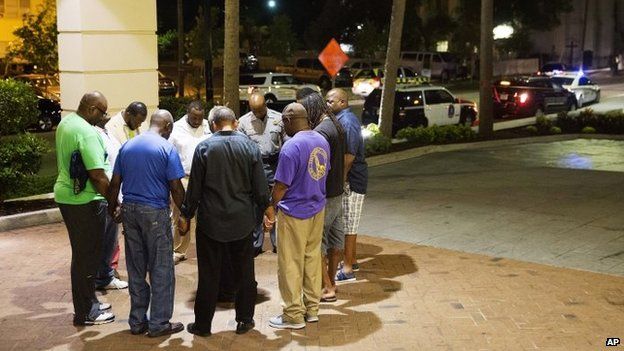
top-left (263, 206), bottom-right (276, 231)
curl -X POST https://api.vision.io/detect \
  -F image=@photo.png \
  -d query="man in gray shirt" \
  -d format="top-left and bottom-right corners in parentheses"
top-left (238, 93), bottom-right (284, 255)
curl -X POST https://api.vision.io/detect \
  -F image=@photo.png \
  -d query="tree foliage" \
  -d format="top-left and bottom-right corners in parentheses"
top-left (7, 0), bottom-right (58, 74)
top-left (261, 15), bottom-right (298, 59)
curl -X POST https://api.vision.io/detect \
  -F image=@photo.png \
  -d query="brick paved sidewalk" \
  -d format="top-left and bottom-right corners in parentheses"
top-left (1, 223), bottom-right (623, 351)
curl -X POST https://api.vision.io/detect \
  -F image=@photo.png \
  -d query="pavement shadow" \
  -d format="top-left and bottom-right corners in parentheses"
top-left (283, 242), bottom-right (417, 348)
top-left (2, 277), bottom-right (108, 350)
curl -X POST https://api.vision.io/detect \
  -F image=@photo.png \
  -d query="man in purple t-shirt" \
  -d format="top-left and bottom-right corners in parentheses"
top-left (264, 103), bottom-right (330, 329)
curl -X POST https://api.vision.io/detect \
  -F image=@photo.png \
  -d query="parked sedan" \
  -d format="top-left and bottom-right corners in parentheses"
top-left (362, 85), bottom-right (478, 136)
top-left (551, 73), bottom-right (600, 107)
top-left (239, 72), bottom-right (321, 104)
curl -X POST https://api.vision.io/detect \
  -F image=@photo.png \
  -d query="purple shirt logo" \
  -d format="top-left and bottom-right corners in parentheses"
top-left (308, 147), bottom-right (328, 181)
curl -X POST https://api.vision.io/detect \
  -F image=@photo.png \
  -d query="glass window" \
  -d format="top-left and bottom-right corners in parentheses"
top-left (423, 54), bottom-right (431, 69)
top-left (272, 75), bottom-right (300, 85)
top-left (4, 0), bottom-right (18, 18)
top-left (398, 91), bottom-right (424, 107)
top-left (19, 0), bottom-right (29, 14)
top-left (355, 69), bottom-right (375, 79)
top-left (402, 53), bottom-right (418, 60)
top-left (425, 89), bottom-right (454, 104)
top-left (403, 68), bottom-right (416, 77)
top-left (240, 75), bottom-right (266, 85)
top-left (551, 77), bottom-right (574, 86)
top-left (417, 54), bottom-right (423, 61)
top-left (527, 79), bottom-right (551, 88)
top-left (432, 54), bottom-right (442, 63)
top-left (312, 60), bottom-right (324, 70)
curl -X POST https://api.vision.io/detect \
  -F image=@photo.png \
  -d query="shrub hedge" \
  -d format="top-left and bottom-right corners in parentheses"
top-left (0, 79), bottom-right (39, 135)
top-left (0, 133), bottom-right (50, 200)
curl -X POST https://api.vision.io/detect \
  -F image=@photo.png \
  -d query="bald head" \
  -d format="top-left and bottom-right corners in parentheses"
top-left (77, 91), bottom-right (108, 125)
top-left (149, 109), bottom-right (174, 139)
top-left (282, 102), bottom-right (310, 137)
top-left (326, 88), bottom-right (349, 115)
top-left (249, 93), bottom-right (268, 120)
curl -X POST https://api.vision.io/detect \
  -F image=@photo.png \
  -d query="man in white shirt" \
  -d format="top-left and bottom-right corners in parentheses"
top-left (93, 110), bottom-right (129, 291)
top-left (105, 102), bottom-right (148, 145)
top-left (169, 101), bottom-right (212, 263)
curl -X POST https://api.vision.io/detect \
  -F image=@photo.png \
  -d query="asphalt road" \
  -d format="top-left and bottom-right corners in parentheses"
top-left (361, 137), bottom-right (624, 276)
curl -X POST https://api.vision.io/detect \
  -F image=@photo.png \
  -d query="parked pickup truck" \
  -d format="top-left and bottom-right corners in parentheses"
top-left (493, 76), bottom-right (577, 119)
top-left (275, 57), bottom-right (352, 90)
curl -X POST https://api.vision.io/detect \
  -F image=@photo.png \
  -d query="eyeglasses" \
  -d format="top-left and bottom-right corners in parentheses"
top-left (93, 105), bottom-right (108, 118)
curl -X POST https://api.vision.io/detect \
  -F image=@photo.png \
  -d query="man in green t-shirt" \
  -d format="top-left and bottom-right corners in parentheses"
top-left (54, 91), bottom-right (118, 326)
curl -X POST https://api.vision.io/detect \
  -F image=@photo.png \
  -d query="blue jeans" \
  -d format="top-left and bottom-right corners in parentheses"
top-left (95, 212), bottom-right (118, 287)
top-left (122, 203), bottom-right (175, 334)
top-left (253, 221), bottom-right (276, 252)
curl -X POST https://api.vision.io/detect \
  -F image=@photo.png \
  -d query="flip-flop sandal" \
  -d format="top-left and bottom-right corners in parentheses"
top-left (321, 295), bottom-right (337, 302)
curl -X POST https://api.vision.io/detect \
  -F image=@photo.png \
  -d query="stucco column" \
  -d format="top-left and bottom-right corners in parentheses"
top-left (56, 0), bottom-right (158, 115)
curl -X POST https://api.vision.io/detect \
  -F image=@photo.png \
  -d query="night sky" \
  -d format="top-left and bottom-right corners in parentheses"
top-left (156, 0), bottom-right (328, 37)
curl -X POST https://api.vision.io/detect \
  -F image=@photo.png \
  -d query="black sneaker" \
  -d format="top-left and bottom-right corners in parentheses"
top-left (148, 322), bottom-right (184, 338)
top-left (235, 320), bottom-right (255, 334)
top-left (187, 322), bottom-right (211, 337)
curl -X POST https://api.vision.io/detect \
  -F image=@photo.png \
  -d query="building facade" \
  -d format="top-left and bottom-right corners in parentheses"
top-left (531, 0), bottom-right (624, 68)
top-left (0, 0), bottom-right (43, 58)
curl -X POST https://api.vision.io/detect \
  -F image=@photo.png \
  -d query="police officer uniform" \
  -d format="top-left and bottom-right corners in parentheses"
top-left (237, 108), bottom-right (284, 253)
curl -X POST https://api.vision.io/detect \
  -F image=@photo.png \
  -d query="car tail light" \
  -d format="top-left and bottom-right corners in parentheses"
top-left (519, 92), bottom-right (529, 104)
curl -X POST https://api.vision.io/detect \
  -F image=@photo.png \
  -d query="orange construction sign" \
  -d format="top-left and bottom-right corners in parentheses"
top-left (318, 38), bottom-right (349, 78)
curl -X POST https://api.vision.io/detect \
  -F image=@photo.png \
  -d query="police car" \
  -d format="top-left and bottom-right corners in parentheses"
top-left (551, 72), bottom-right (601, 107)
top-left (239, 72), bottom-right (321, 104)
top-left (352, 67), bottom-right (429, 97)
top-left (361, 84), bottom-right (478, 136)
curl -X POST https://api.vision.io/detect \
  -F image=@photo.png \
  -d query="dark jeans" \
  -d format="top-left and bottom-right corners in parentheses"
top-left (122, 203), bottom-right (175, 334)
top-left (95, 212), bottom-right (118, 287)
top-left (194, 232), bottom-right (257, 333)
top-left (253, 175), bottom-right (276, 252)
top-left (58, 200), bottom-right (107, 323)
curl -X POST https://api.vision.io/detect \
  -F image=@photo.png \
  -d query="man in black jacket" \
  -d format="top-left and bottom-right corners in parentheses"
top-left (179, 106), bottom-right (269, 336)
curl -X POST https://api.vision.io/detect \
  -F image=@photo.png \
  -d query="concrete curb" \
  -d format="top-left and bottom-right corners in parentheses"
top-left (0, 208), bottom-right (62, 232)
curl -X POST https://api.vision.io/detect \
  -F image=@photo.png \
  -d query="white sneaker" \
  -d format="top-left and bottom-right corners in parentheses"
top-left (268, 315), bottom-right (305, 329)
top-left (99, 303), bottom-right (111, 311)
top-left (98, 277), bottom-right (128, 290)
top-left (84, 312), bottom-right (115, 325)
top-left (305, 314), bottom-right (319, 323)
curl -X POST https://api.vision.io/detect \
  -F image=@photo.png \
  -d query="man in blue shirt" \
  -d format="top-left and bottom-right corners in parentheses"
top-left (326, 88), bottom-right (369, 283)
top-left (109, 110), bottom-right (186, 338)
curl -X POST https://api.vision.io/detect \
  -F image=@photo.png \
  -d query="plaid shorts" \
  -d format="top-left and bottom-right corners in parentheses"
top-left (342, 183), bottom-right (366, 235)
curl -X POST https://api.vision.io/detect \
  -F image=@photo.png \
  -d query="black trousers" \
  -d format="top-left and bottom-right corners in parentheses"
top-left (194, 232), bottom-right (257, 332)
top-left (58, 200), bottom-right (107, 323)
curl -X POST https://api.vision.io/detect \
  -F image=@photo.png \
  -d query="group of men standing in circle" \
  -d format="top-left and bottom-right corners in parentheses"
top-left (54, 86), bottom-right (368, 337)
